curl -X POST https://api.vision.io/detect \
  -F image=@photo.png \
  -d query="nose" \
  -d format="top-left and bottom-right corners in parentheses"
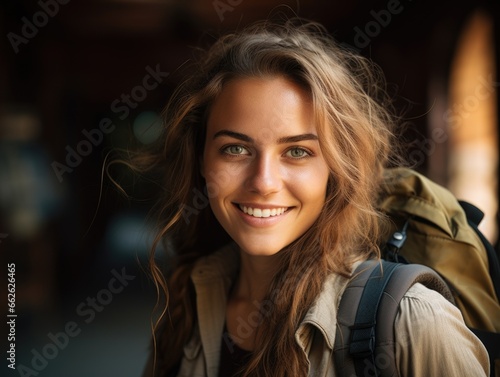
top-left (245, 154), bottom-right (283, 196)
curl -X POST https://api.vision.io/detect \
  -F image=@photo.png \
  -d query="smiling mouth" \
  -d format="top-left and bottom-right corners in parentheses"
top-left (237, 204), bottom-right (290, 218)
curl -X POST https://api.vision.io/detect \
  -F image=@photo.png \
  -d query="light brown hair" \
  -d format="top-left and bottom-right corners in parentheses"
top-left (134, 18), bottom-right (397, 377)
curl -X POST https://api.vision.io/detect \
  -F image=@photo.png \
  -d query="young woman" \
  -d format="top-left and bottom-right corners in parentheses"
top-left (139, 20), bottom-right (489, 377)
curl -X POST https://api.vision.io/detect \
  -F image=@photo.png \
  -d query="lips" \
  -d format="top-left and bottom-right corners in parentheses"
top-left (238, 204), bottom-right (289, 218)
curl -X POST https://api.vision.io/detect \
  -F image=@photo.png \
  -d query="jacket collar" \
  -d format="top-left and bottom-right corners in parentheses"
top-left (190, 243), bottom-right (353, 370)
top-left (191, 242), bottom-right (240, 285)
top-left (190, 243), bottom-right (240, 377)
top-left (297, 273), bottom-right (351, 350)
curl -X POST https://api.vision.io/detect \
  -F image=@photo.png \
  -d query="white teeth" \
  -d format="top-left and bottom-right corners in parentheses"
top-left (239, 205), bottom-right (288, 218)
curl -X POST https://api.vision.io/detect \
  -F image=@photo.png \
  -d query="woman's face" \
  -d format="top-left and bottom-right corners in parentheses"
top-left (202, 76), bottom-right (330, 257)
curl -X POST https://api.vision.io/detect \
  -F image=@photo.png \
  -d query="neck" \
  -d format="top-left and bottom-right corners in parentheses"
top-left (232, 251), bottom-right (282, 303)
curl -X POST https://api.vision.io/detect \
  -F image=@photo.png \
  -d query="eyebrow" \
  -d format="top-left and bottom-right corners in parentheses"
top-left (213, 130), bottom-right (253, 142)
top-left (213, 130), bottom-right (318, 144)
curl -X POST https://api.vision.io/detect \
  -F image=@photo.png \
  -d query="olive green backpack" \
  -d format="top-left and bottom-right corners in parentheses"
top-left (334, 167), bottom-right (500, 376)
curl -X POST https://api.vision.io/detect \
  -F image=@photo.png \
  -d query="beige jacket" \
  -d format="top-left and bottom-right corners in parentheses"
top-left (150, 243), bottom-right (490, 377)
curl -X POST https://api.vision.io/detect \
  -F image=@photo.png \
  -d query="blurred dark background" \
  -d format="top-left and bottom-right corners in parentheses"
top-left (0, 0), bottom-right (499, 376)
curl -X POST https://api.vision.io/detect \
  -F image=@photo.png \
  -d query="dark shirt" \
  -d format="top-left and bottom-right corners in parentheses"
top-left (218, 327), bottom-right (252, 377)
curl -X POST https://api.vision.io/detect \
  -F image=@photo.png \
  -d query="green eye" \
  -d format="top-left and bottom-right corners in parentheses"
top-left (223, 145), bottom-right (248, 155)
top-left (286, 148), bottom-right (309, 158)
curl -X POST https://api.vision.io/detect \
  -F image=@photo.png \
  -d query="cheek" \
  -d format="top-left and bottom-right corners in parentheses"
top-left (307, 180), bottom-right (328, 208)
top-left (287, 172), bottom-right (328, 238)
top-left (290, 165), bottom-right (329, 203)
top-left (203, 159), bottom-right (240, 201)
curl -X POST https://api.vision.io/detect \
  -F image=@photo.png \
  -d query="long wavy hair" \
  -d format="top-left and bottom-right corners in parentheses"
top-left (134, 18), bottom-right (397, 377)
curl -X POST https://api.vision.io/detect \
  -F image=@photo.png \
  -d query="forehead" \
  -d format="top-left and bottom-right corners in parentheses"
top-left (206, 76), bottom-right (315, 142)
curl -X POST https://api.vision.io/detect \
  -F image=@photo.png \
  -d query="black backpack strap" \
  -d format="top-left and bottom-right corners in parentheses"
top-left (459, 200), bottom-right (500, 302)
top-left (348, 261), bottom-right (399, 377)
top-left (334, 259), bottom-right (454, 377)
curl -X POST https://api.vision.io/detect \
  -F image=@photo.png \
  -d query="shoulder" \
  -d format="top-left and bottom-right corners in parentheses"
top-left (398, 282), bottom-right (466, 329)
top-left (395, 282), bottom-right (461, 345)
top-left (396, 282), bottom-right (477, 344)
top-left (395, 283), bottom-right (490, 376)
top-left (401, 282), bottom-right (455, 312)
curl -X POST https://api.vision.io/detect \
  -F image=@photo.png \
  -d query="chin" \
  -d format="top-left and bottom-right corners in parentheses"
top-left (236, 241), bottom-right (288, 257)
